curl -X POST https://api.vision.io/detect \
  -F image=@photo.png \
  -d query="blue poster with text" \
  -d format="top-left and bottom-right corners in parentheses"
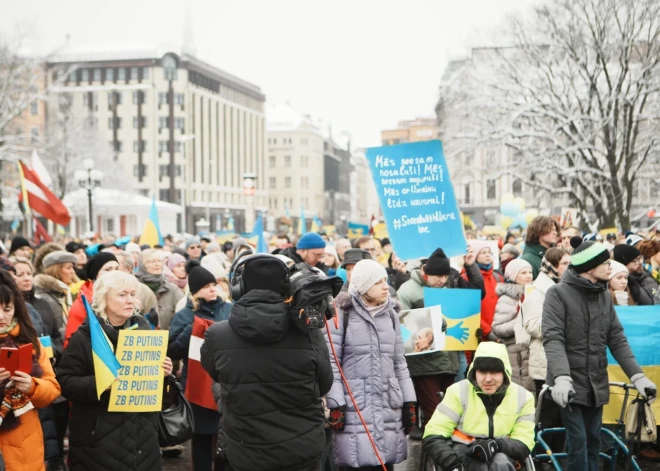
top-left (366, 140), bottom-right (467, 260)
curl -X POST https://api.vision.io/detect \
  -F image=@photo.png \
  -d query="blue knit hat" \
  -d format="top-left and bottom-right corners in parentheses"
top-left (297, 233), bottom-right (326, 250)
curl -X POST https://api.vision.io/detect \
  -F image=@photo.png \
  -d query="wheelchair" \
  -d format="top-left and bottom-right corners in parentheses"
top-left (419, 450), bottom-right (536, 470)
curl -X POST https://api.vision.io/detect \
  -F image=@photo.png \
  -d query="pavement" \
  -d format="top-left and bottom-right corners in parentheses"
top-left (162, 438), bottom-right (660, 470)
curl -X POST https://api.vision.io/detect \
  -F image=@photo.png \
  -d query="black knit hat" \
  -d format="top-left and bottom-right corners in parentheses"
top-left (242, 257), bottom-right (288, 295)
top-left (570, 240), bottom-right (611, 273)
top-left (9, 236), bottom-right (31, 254)
top-left (473, 356), bottom-right (505, 373)
top-left (65, 241), bottom-right (86, 254)
top-left (612, 244), bottom-right (642, 266)
top-left (85, 253), bottom-right (118, 281)
top-left (424, 248), bottom-right (451, 276)
top-left (186, 260), bottom-right (217, 295)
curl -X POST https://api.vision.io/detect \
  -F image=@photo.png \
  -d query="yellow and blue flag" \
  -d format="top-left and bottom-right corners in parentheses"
top-left (253, 211), bottom-right (268, 254)
top-left (39, 336), bottom-right (53, 359)
top-left (227, 215), bottom-right (235, 232)
top-left (139, 196), bottom-right (163, 247)
top-left (81, 294), bottom-right (122, 399)
top-left (298, 204), bottom-right (307, 236)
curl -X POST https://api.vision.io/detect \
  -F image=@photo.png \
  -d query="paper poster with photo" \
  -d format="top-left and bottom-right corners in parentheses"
top-left (423, 288), bottom-right (481, 351)
top-left (399, 305), bottom-right (446, 356)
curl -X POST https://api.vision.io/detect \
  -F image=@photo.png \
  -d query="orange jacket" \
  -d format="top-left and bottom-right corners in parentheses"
top-left (0, 346), bottom-right (61, 471)
top-left (64, 280), bottom-right (93, 349)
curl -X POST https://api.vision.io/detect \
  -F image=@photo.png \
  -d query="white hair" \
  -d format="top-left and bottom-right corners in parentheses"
top-left (92, 271), bottom-right (140, 321)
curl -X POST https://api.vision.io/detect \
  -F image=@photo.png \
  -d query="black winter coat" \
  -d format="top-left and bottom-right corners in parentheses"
top-left (543, 269), bottom-right (642, 407)
top-left (200, 289), bottom-right (333, 471)
top-left (628, 270), bottom-right (659, 306)
top-left (57, 315), bottom-right (162, 471)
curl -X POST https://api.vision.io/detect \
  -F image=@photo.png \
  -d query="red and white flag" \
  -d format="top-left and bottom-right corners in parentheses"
top-left (18, 161), bottom-right (71, 226)
top-left (186, 316), bottom-right (217, 410)
top-left (33, 217), bottom-right (52, 245)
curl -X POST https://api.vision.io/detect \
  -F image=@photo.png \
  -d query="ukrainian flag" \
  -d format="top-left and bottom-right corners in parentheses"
top-left (39, 336), bottom-right (53, 359)
top-left (298, 204), bottom-right (307, 236)
top-left (227, 215), bottom-right (235, 232)
top-left (253, 211), bottom-right (268, 254)
top-left (81, 294), bottom-right (122, 399)
top-left (139, 196), bottom-right (163, 248)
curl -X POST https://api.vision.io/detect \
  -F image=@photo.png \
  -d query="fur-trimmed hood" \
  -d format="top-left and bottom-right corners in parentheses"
top-left (495, 282), bottom-right (525, 300)
top-left (33, 274), bottom-right (69, 296)
top-left (335, 290), bottom-right (401, 313)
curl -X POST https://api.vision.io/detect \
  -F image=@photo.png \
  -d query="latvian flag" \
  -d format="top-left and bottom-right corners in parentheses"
top-left (186, 316), bottom-right (217, 410)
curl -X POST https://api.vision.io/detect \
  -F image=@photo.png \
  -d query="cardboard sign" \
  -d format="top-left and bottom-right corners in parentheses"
top-left (109, 330), bottom-right (169, 412)
top-left (366, 140), bottom-right (467, 260)
top-left (423, 288), bottom-right (481, 351)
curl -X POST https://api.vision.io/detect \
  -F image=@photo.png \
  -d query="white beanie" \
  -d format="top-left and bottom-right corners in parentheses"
top-left (125, 242), bottom-right (141, 254)
top-left (609, 260), bottom-right (629, 280)
top-left (350, 260), bottom-right (387, 295)
top-left (201, 253), bottom-right (228, 281)
top-left (504, 258), bottom-right (532, 282)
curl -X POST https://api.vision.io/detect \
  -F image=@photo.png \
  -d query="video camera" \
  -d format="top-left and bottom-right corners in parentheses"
top-left (288, 263), bottom-right (344, 329)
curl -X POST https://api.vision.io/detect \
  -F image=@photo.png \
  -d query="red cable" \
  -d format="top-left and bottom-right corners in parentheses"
top-left (325, 317), bottom-right (388, 471)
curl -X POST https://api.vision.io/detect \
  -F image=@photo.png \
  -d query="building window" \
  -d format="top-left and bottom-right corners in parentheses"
top-left (110, 141), bottom-right (123, 152)
top-left (133, 140), bottom-right (147, 152)
top-left (93, 69), bottom-right (101, 82)
top-left (269, 177), bottom-right (276, 189)
top-left (130, 67), bottom-right (138, 81)
top-left (301, 155), bottom-right (308, 167)
top-left (512, 179), bottom-right (522, 196)
top-left (108, 117), bottom-right (122, 129)
top-left (117, 68), bottom-right (126, 81)
top-left (159, 141), bottom-right (169, 153)
top-left (142, 67), bottom-right (149, 80)
top-left (30, 102), bottom-right (38, 116)
top-left (174, 117), bottom-right (185, 131)
top-left (487, 179), bottom-right (496, 200)
top-left (175, 93), bottom-right (185, 105)
top-left (175, 141), bottom-right (182, 153)
top-left (31, 127), bottom-right (39, 143)
top-left (159, 117), bottom-right (169, 129)
top-left (133, 91), bottom-right (146, 105)
top-left (486, 150), bottom-right (497, 167)
top-left (284, 155), bottom-right (291, 167)
top-left (105, 68), bottom-right (114, 81)
top-left (108, 91), bottom-right (122, 106)
top-left (158, 92), bottom-right (168, 105)
top-left (464, 184), bottom-right (470, 204)
top-left (81, 69), bottom-right (89, 82)
top-left (285, 177), bottom-right (291, 188)
top-left (269, 156), bottom-right (276, 168)
top-left (301, 177), bottom-right (308, 189)
top-left (133, 164), bottom-right (147, 178)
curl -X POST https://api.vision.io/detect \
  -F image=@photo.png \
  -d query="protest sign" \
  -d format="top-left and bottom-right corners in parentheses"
top-left (109, 330), bottom-right (169, 412)
top-left (605, 306), bottom-right (660, 424)
top-left (400, 306), bottom-right (446, 356)
top-left (347, 222), bottom-right (369, 239)
top-left (423, 288), bottom-right (481, 351)
top-left (366, 140), bottom-right (466, 260)
top-left (560, 207), bottom-right (578, 227)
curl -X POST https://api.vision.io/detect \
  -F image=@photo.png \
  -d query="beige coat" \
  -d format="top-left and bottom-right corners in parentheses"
top-left (522, 272), bottom-right (555, 381)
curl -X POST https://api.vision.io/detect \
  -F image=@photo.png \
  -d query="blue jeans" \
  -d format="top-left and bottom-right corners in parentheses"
top-left (560, 404), bottom-right (602, 471)
top-left (454, 351), bottom-right (468, 382)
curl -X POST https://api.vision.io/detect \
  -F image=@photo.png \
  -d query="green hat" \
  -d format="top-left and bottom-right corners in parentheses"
top-left (570, 241), bottom-right (610, 273)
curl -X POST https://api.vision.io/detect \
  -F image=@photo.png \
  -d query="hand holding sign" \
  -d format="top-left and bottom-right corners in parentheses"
top-left (464, 247), bottom-right (476, 266)
top-left (163, 357), bottom-right (173, 376)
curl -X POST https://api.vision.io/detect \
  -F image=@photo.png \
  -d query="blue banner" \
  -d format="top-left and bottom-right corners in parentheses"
top-left (365, 140), bottom-right (466, 260)
top-left (347, 222), bottom-right (369, 238)
top-left (607, 306), bottom-right (660, 366)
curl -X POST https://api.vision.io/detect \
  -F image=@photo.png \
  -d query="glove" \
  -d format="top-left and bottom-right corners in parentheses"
top-left (551, 376), bottom-right (575, 408)
top-left (471, 439), bottom-right (499, 463)
top-left (402, 401), bottom-right (417, 435)
top-left (328, 406), bottom-right (346, 431)
top-left (631, 373), bottom-right (657, 404)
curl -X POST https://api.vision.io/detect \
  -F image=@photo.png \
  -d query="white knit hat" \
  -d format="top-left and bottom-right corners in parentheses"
top-left (609, 260), bottom-right (629, 280)
top-left (201, 253), bottom-right (228, 281)
top-left (350, 260), bottom-right (387, 295)
top-left (504, 258), bottom-right (532, 282)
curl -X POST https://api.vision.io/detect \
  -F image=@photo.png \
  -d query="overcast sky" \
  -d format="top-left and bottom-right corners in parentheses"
top-left (1, 0), bottom-right (532, 147)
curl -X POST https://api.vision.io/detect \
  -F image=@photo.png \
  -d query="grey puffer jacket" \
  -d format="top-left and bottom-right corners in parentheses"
top-left (492, 283), bottom-right (533, 392)
top-left (543, 269), bottom-right (642, 407)
top-left (325, 291), bottom-right (416, 467)
top-left (521, 272), bottom-right (555, 381)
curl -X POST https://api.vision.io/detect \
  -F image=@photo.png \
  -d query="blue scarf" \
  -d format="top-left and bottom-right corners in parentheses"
top-left (478, 263), bottom-right (493, 272)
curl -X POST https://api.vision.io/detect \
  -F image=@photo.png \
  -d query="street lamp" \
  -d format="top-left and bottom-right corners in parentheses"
top-left (243, 172), bottom-right (257, 233)
top-left (74, 158), bottom-right (103, 233)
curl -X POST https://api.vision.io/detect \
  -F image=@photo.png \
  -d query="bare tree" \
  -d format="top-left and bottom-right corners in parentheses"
top-left (439, 0), bottom-right (660, 230)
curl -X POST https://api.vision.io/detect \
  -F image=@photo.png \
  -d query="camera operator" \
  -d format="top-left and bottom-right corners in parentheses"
top-left (201, 255), bottom-right (333, 471)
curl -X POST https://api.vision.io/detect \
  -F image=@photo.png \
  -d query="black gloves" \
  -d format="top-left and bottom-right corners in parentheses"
top-left (402, 402), bottom-right (417, 435)
top-left (328, 406), bottom-right (346, 431)
top-left (471, 439), bottom-right (500, 463)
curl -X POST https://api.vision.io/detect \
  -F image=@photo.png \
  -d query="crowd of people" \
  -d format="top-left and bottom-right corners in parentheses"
top-left (0, 215), bottom-right (658, 470)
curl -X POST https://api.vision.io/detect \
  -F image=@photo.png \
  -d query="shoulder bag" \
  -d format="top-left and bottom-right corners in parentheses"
top-left (158, 374), bottom-right (195, 447)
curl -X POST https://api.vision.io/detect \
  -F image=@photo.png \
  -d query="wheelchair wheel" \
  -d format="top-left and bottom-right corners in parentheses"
top-left (419, 450), bottom-right (438, 471)
top-left (523, 454), bottom-right (536, 470)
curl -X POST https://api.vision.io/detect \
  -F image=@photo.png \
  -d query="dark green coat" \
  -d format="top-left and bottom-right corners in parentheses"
top-left (520, 243), bottom-right (547, 280)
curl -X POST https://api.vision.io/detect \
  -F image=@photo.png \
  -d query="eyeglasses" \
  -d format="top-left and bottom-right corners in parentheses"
top-left (632, 256), bottom-right (644, 265)
top-left (188, 245), bottom-right (201, 250)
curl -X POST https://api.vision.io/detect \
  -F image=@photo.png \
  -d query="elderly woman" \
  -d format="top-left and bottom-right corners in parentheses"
top-left (135, 249), bottom-right (184, 329)
top-left (0, 271), bottom-right (61, 471)
top-left (325, 259), bottom-right (416, 471)
top-left (57, 271), bottom-right (173, 471)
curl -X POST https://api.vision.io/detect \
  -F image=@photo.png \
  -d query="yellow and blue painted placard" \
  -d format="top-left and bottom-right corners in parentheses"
top-left (365, 140), bottom-right (467, 260)
top-left (109, 330), bottom-right (169, 412)
top-left (605, 306), bottom-right (660, 424)
top-left (423, 288), bottom-right (481, 351)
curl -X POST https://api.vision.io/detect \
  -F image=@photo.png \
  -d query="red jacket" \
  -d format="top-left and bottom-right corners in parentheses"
top-left (461, 267), bottom-right (502, 338)
top-left (64, 280), bottom-right (93, 349)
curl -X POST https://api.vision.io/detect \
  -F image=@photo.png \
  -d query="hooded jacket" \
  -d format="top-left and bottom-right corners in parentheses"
top-left (200, 289), bottom-right (333, 471)
top-left (325, 291), bottom-right (416, 467)
top-left (520, 243), bottom-right (546, 280)
top-left (397, 265), bottom-right (485, 377)
top-left (543, 269), bottom-right (642, 407)
top-left (628, 270), bottom-right (659, 306)
top-left (57, 315), bottom-right (161, 471)
top-left (422, 343), bottom-right (535, 471)
top-left (167, 296), bottom-right (231, 435)
top-left (522, 272), bottom-right (555, 381)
